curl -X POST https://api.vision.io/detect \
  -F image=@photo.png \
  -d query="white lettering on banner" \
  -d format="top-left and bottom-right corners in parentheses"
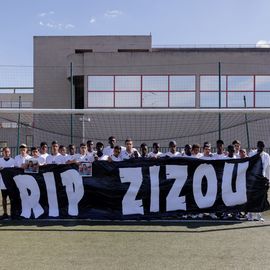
top-left (0, 173), bottom-right (6, 190)
top-left (13, 175), bottom-right (44, 218)
top-left (222, 162), bottom-right (248, 206)
top-left (61, 169), bottom-right (84, 216)
top-left (193, 164), bottom-right (217, 209)
top-left (166, 165), bottom-right (187, 211)
top-left (43, 172), bottom-right (59, 217)
top-left (120, 167), bottom-right (144, 215)
top-left (149, 166), bottom-right (160, 212)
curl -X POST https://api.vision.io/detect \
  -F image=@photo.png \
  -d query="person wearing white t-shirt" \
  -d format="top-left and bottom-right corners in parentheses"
top-left (46, 141), bottom-right (61, 164)
top-left (0, 147), bottom-right (15, 169)
top-left (14, 144), bottom-right (31, 168)
top-left (87, 140), bottom-right (96, 156)
top-left (140, 143), bottom-right (150, 159)
top-left (103, 136), bottom-right (115, 156)
top-left (200, 143), bottom-right (213, 160)
top-left (39, 142), bottom-right (49, 161)
top-left (223, 145), bottom-right (236, 159)
top-left (30, 146), bottom-right (46, 165)
top-left (0, 147), bottom-right (15, 219)
top-left (108, 145), bottom-right (123, 162)
top-left (54, 145), bottom-right (69, 164)
top-left (249, 141), bottom-right (270, 179)
top-left (120, 139), bottom-right (141, 160)
top-left (212, 139), bottom-right (227, 160)
top-left (239, 148), bottom-right (248, 159)
top-left (232, 139), bottom-right (241, 158)
top-left (191, 144), bottom-right (203, 158)
top-left (71, 143), bottom-right (94, 163)
top-left (94, 142), bottom-right (109, 161)
top-left (148, 142), bottom-right (163, 158)
top-left (248, 141), bottom-right (270, 222)
top-left (65, 144), bottom-right (76, 163)
top-left (161, 141), bottom-right (181, 158)
top-left (182, 144), bottom-right (192, 158)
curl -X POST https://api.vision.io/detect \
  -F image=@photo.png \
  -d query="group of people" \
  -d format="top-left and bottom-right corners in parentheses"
top-left (0, 136), bottom-right (269, 221)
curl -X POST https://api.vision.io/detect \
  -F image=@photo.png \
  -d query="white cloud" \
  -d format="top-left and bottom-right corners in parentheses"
top-left (90, 17), bottom-right (96, 24)
top-left (104, 10), bottom-right (123, 18)
top-left (39, 12), bottom-right (46, 17)
top-left (38, 11), bottom-right (55, 17)
top-left (39, 20), bottom-right (75, 30)
top-left (65, 24), bottom-right (75, 29)
top-left (256, 40), bottom-right (270, 48)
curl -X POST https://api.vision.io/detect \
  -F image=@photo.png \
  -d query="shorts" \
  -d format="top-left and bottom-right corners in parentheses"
top-left (1, 189), bottom-right (8, 198)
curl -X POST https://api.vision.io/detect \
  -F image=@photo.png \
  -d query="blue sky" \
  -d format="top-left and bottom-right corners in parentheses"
top-left (1, 0), bottom-right (270, 66)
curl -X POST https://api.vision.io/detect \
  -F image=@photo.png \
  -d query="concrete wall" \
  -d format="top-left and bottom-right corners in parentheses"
top-left (34, 35), bottom-right (151, 108)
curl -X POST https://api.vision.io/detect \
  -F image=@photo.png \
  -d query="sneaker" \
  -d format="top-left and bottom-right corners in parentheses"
top-left (210, 213), bottom-right (218, 219)
top-left (253, 213), bottom-right (264, 222)
top-left (246, 212), bottom-right (253, 221)
top-left (1, 213), bottom-right (9, 220)
top-left (198, 213), bottom-right (204, 219)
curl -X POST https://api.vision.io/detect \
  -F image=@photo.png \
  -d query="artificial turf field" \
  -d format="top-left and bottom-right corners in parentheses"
top-left (0, 201), bottom-right (269, 269)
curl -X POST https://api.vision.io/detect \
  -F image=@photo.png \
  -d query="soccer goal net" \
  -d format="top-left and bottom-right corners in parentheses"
top-left (0, 108), bottom-right (270, 152)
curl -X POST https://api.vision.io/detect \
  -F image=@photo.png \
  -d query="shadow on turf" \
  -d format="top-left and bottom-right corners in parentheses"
top-left (0, 219), bottom-right (268, 233)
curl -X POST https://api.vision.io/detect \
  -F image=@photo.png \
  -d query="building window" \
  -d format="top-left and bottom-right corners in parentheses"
top-left (200, 75), bottom-right (255, 108)
top-left (88, 92), bottom-right (114, 107)
top-left (88, 76), bottom-right (113, 91)
top-left (228, 76), bottom-right (253, 91)
top-left (255, 92), bottom-right (270, 107)
top-left (170, 76), bottom-right (195, 91)
top-left (227, 92), bottom-right (253, 107)
top-left (142, 76), bottom-right (168, 91)
top-left (200, 76), bottom-right (226, 91)
top-left (200, 92), bottom-right (226, 108)
top-left (170, 92), bottom-right (195, 107)
top-left (115, 92), bottom-right (141, 107)
top-left (142, 92), bottom-right (168, 107)
top-left (256, 76), bottom-right (270, 91)
top-left (115, 76), bottom-right (141, 91)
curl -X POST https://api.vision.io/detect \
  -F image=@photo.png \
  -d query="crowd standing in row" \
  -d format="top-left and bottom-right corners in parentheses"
top-left (0, 136), bottom-right (269, 221)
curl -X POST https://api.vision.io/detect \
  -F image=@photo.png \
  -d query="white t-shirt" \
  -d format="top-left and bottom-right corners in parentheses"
top-left (72, 153), bottom-right (94, 163)
top-left (65, 154), bottom-right (76, 162)
top-left (200, 155), bottom-right (213, 160)
top-left (31, 156), bottom-right (46, 165)
top-left (121, 149), bottom-right (141, 160)
top-left (0, 157), bottom-right (15, 168)
top-left (14, 154), bottom-right (31, 167)
top-left (161, 151), bottom-right (181, 158)
top-left (182, 153), bottom-right (193, 158)
top-left (249, 150), bottom-right (270, 179)
top-left (96, 154), bottom-right (109, 161)
top-left (222, 155), bottom-right (237, 160)
top-left (103, 146), bottom-right (114, 156)
top-left (40, 153), bottom-right (49, 160)
top-left (104, 146), bottom-right (125, 156)
top-left (110, 155), bottom-right (123, 162)
top-left (192, 153), bottom-right (203, 158)
top-left (148, 151), bottom-right (163, 158)
top-left (212, 153), bottom-right (227, 160)
top-left (46, 153), bottom-right (62, 164)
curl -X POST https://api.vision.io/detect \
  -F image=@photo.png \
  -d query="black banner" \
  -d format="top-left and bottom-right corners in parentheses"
top-left (0, 154), bottom-right (269, 219)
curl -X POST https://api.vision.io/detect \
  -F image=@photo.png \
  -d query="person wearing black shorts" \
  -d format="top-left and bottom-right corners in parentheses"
top-left (0, 147), bottom-right (15, 219)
